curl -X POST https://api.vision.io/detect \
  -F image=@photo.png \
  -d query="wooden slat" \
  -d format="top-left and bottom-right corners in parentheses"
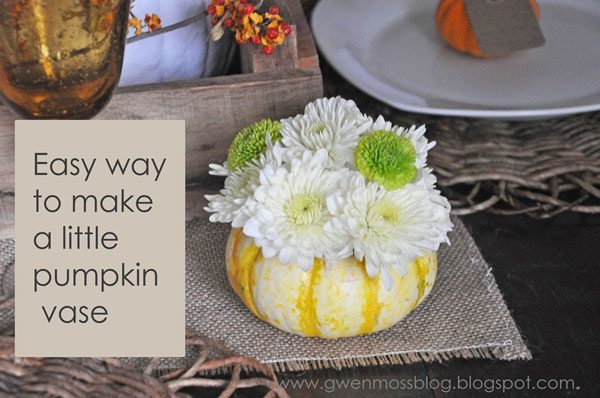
top-left (0, 195), bottom-right (14, 240)
top-left (0, 67), bottom-right (322, 193)
top-left (0, 121), bottom-right (13, 193)
top-left (289, 0), bottom-right (320, 69)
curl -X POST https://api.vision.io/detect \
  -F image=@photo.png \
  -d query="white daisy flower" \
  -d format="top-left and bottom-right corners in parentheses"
top-left (326, 173), bottom-right (452, 289)
top-left (368, 116), bottom-right (435, 169)
top-left (208, 162), bottom-right (231, 177)
top-left (204, 141), bottom-right (284, 227)
top-left (243, 149), bottom-right (347, 270)
top-left (280, 97), bottom-right (372, 168)
top-left (413, 167), bottom-right (439, 191)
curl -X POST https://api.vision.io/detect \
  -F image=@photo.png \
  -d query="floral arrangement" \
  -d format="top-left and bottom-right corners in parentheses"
top-left (205, 97), bottom-right (453, 288)
top-left (128, 0), bottom-right (291, 55)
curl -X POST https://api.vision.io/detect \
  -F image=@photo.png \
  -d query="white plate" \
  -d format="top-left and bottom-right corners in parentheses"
top-left (312, 0), bottom-right (600, 120)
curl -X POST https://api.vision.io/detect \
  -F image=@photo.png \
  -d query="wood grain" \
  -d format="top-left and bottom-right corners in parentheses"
top-left (0, 194), bottom-right (14, 240)
top-left (289, 0), bottom-right (320, 69)
top-left (0, 121), bottom-right (13, 193)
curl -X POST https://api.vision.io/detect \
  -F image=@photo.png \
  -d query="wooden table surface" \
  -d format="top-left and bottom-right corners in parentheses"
top-left (192, 56), bottom-right (600, 397)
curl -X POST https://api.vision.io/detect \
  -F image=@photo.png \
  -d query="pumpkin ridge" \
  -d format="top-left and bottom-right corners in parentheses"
top-left (359, 260), bottom-right (383, 335)
top-left (460, 1), bottom-right (482, 56)
top-left (296, 258), bottom-right (323, 337)
top-left (249, 252), bottom-right (264, 319)
top-left (451, 1), bottom-right (470, 52)
top-left (227, 228), bottom-right (245, 299)
top-left (435, 0), bottom-right (455, 31)
top-left (409, 255), bottom-right (432, 312)
top-left (465, 23), bottom-right (482, 57)
top-left (238, 244), bottom-right (261, 318)
top-left (440, 5), bottom-right (460, 49)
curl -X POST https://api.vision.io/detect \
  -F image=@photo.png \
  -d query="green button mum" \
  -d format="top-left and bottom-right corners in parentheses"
top-left (227, 119), bottom-right (282, 171)
top-left (355, 130), bottom-right (417, 190)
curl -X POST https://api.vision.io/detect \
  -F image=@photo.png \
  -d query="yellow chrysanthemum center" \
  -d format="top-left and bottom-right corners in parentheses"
top-left (312, 122), bottom-right (326, 134)
top-left (286, 194), bottom-right (323, 226)
top-left (370, 200), bottom-right (401, 226)
top-left (227, 119), bottom-right (281, 171)
top-left (355, 130), bottom-right (417, 190)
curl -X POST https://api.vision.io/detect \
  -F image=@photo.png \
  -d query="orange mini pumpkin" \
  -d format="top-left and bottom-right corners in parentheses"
top-left (435, 0), bottom-right (540, 58)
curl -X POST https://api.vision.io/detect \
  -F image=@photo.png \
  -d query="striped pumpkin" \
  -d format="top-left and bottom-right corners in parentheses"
top-left (226, 228), bottom-right (437, 338)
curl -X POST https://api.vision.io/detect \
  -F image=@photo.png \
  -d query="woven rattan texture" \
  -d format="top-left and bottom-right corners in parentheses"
top-left (325, 74), bottom-right (600, 219)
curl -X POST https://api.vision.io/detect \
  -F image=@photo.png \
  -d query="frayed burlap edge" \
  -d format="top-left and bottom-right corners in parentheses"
top-left (264, 344), bottom-right (531, 372)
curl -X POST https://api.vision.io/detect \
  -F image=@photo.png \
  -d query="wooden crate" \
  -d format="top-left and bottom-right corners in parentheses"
top-left (0, 0), bottom-right (322, 239)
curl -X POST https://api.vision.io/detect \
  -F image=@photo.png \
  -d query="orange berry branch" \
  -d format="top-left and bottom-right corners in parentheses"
top-left (207, 0), bottom-right (292, 55)
top-left (128, 13), bottom-right (162, 36)
top-left (128, 0), bottom-right (162, 37)
top-left (126, 1), bottom-right (291, 55)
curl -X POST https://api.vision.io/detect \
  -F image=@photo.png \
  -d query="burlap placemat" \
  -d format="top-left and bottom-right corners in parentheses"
top-left (0, 216), bottom-right (530, 372)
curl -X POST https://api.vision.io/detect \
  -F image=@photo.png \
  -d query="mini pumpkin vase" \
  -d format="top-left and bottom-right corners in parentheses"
top-left (226, 228), bottom-right (437, 338)
top-left (435, 0), bottom-right (540, 58)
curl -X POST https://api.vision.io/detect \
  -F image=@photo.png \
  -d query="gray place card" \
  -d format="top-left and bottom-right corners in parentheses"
top-left (465, 0), bottom-right (545, 55)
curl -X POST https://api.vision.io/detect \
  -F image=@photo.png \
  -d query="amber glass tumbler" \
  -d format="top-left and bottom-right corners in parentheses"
top-left (0, 0), bottom-right (130, 119)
